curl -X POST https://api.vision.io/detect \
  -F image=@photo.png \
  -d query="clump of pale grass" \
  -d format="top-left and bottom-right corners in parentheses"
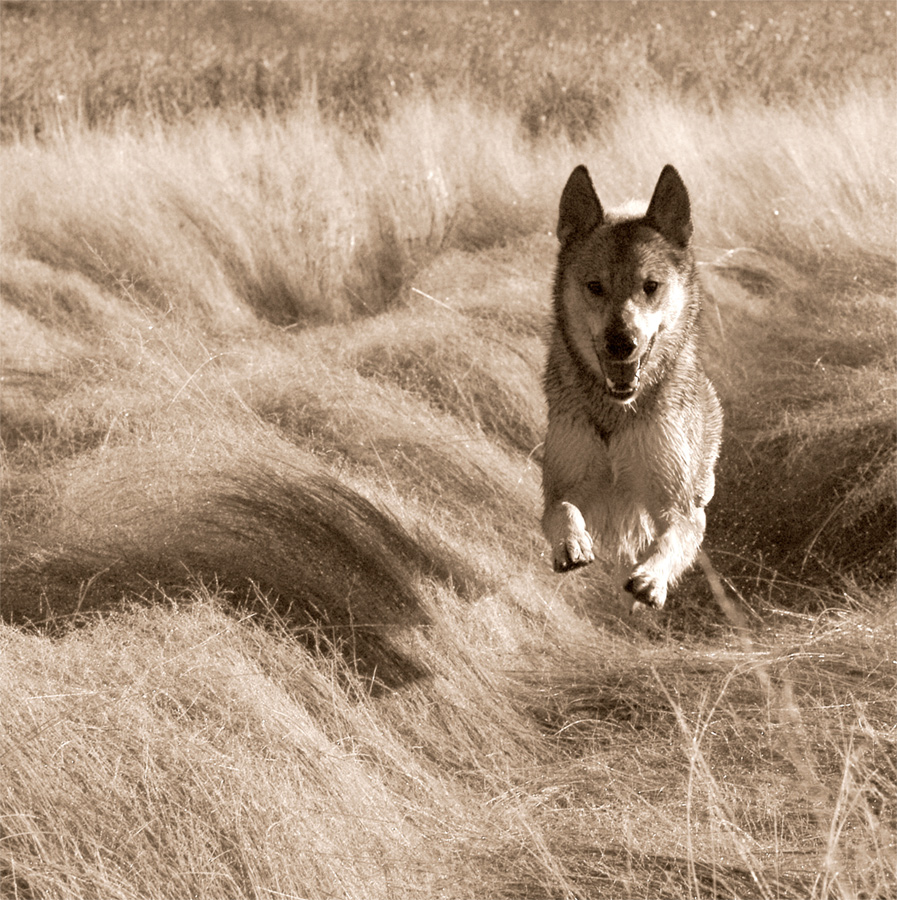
top-left (2, 427), bottom-right (485, 688)
top-left (0, 95), bottom-right (564, 333)
top-left (0, 595), bottom-right (546, 899)
top-left (349, 309), bottom-right (545, 456)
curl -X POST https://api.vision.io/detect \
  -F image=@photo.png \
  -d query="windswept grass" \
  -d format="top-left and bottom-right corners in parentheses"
top-left (1, 95), bottom-right (550, 327)
top-left (1, 3), bottom-right (895, 898)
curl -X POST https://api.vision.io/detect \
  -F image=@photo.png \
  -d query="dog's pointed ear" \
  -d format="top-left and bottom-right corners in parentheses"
top-left (557, 165), bottom-right (603, 246)
top-left (645, 165), bottom-right (692, 247)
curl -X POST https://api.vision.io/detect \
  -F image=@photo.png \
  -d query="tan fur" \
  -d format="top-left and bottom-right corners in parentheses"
top-left (542, 165), bottom-right (722, 609)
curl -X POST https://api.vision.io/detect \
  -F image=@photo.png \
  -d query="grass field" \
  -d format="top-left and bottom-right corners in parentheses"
top-left (1, 2), bottom-right (895, 898)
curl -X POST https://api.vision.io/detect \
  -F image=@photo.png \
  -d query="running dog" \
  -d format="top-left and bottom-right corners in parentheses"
top-left (542, 164), bottom-right (722, 609)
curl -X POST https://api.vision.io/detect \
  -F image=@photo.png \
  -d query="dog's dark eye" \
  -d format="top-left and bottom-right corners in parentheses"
top-left (643, 280), bottom-right (659, 296)
top-left (586, 281), bottom-right (604, 297)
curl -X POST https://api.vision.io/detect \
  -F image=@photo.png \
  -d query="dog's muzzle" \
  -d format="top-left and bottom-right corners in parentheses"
top-left (599, 335), bottom-right (656, 402)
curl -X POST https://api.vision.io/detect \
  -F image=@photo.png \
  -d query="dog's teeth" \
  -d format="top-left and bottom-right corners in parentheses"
top-left (607, 376), bottom-right (639, 393)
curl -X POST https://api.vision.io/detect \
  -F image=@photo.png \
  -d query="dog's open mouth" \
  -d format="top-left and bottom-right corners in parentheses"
top-left (600, 336), bottom-right (656, 402)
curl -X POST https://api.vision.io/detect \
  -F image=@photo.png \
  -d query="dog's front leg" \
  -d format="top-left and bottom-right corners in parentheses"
top-left (543, 499), bottom-right (595, 571)
top-left (626, 504), bottom-right (706, 609)
top-left (541, 415), bottom-right (602, 572)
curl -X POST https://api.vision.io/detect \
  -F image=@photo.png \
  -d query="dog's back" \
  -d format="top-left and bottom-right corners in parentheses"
top-left (542, 165), bottom-right (722, 609)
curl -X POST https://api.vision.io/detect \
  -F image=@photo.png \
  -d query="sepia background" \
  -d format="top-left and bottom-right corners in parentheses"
top-left (1, 2), bottom-right (895, 897)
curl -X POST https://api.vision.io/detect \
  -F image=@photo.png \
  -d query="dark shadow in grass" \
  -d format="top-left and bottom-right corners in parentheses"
top-left (569, 847), bottom-right (814, 900)
top-left (2, 463), bottom-right (482, 692)
top-left (708, 374), bottom-right (896, 594)
top-left (706, 255), bottom-right (896, 596)
top-left (518, 665), bottom-right (681, 750)
top-left (0, 863), bottom-right (35, 900)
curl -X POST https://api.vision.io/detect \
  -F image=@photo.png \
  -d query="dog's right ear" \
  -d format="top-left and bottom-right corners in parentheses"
top-left (557, 165), bottom-right (603, 246)
top-left (645, 164), bottom-right (692, 248)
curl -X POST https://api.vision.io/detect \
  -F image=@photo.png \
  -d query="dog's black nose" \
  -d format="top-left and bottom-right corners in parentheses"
top-left (605, 329), bottom-right (638, 360)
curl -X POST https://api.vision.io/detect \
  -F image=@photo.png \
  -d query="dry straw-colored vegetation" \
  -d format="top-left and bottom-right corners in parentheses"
top-left (1, 2), bottom-right (895, 898)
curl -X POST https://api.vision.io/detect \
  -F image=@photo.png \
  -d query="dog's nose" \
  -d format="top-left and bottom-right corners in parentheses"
top-left (605, 329), bottom-right (638, 360)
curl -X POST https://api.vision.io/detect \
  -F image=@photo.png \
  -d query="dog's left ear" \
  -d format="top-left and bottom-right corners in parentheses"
top-left (557, 165), bottom-right (604, 247)
top-left (645, 165), bottom-right (692, 247)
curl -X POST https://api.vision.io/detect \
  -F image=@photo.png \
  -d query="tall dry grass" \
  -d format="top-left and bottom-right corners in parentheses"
top-left (1, 4), bottom-right (895, 898)
top-left (1, 95), bottom-right (548, 329)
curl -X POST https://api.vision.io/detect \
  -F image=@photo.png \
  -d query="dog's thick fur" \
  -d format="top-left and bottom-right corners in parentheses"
top-left (542, 164), bottom-right (722, 609)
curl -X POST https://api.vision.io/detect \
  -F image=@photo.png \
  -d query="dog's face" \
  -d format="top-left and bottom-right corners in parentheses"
top-left (555, 165), bottom-right (695, 404)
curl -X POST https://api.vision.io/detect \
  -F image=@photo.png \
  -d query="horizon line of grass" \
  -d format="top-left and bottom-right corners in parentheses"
top-left (2, 1), bottom-right (894, 144)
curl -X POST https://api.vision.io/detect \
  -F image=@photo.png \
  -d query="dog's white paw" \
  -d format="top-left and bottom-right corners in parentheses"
top-left (625, 566), bottom-right (668, 610)
top-left (553, 528), bottom-right (594, 572)
top-left (548, 502), bottom-right (595, 572)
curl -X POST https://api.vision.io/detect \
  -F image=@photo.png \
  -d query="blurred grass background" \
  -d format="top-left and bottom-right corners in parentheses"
top-left (2, 1), bottom-right (894, 142)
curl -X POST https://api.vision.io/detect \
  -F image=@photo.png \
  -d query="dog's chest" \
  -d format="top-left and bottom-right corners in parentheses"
top-left (579, 422), bottom-right (671, 559)
top-left (606, 419), bottom-right (674, 496)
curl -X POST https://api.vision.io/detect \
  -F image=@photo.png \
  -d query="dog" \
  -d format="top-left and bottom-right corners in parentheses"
top-left (541, 164), bottom-right (722, 610)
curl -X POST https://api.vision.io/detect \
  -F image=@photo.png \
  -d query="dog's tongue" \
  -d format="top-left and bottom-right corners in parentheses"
top-left (604, 359), bottom-right (640, 392)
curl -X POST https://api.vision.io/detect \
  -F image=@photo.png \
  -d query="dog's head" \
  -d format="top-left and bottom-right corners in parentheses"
top-left (554, 164), bottom-right (697, 404)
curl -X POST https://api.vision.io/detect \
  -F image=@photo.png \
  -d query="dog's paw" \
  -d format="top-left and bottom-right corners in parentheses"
top-left (547, 502), bottom-right (595, 572)
top-left (625, 566), bottom-right (668, 610)
top-left (553, 531), bottom-right (595, 572)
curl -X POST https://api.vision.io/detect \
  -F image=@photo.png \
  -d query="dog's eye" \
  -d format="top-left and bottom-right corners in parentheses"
top-left (643, 280), bottom-right (659, 296)
top-left (586, 281), bottom-right (604, 297)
